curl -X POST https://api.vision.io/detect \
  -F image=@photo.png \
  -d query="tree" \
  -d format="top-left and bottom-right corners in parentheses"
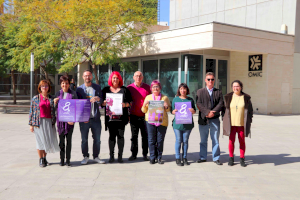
top-left (19, 0), bottom-right (157, 84)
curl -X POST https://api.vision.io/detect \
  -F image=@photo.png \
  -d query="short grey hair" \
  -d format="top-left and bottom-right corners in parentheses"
top-left (205, 72), bottom-right (215, 78)
top-left (134, 71), bottom-right (143, 77)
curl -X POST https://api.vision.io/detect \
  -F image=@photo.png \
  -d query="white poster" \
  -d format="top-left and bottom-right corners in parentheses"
top-left (106, 93), bottom-right (123, 115)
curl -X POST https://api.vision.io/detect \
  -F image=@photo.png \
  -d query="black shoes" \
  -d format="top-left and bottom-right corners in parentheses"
top-left (214, 160), bottom-right (223, 165)
top-left (183, 158), bottom-right (189, 166)
top-left (59, 159), bottom-right (65, 166)
top-left (176, 159), bottom-right (183, 166)
top-left (228, 157), bottom-right (234, 166)
top-left (39, 158), bottom-right (45, 168)
top-left (43, 157), bottom-right (49, 166)
top-left (240, 158), bottom-right (247, 167)
top-left (128, 156), bottom-right (137, 161)
top-left (157, 159), bottom-right (164, 165)
top-left (109, 156), bottom-right (115, 163)
top-left (143, 155), bottom-right (150, 161)
top-left (118, 156), bottom-right (123, 163)
top-left (66, 160), bottom-right (71, 167)
top-left (149, 159), bottom-right (155, 164)
top-left (197, 159), bottom-right (206, 163)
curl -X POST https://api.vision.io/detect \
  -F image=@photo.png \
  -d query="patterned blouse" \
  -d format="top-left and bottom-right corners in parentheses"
top-left (29, 94), bottom-right (56, 127)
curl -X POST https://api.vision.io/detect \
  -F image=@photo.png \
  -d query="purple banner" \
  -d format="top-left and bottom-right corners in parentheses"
top-left (175, 102), bottom-right (192, 124)
top-left (58, 99), bottom-right (91, 122)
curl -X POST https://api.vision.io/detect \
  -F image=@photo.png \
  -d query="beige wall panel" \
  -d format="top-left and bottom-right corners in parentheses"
top-left (213, 23), bottom-right (294, 43)
top-left (267, 54), bottom-right (294, 114)
top-left (229, 52), bottom-right (268, 114)
top-left (213, 32), bottom-right (294, 56)
top-left (292, 89), bottom-right (300, 113)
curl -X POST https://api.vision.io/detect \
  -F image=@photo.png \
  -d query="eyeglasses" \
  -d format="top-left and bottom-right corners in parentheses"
top-left (152, 86), bottom-right (160, 89)
top-left (134, 75), bottom-right (143, 78)
top-left (207, 79), bottom-right (215, 81)
top-left (41, 85), bottom-right (49, 88)
top-left (83, 75), bottom-right (92, 78)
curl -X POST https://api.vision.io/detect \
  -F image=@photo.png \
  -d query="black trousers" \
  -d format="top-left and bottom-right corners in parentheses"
top-left (59, 126), bottom-right (74, 161)
top-left (130, 115), bottom-right (148, 157)
top-left (107, 121), bottom-right (125, 157)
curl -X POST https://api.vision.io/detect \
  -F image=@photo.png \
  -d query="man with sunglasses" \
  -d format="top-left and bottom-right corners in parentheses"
top-left (196, 72), bottom-right (224, 165)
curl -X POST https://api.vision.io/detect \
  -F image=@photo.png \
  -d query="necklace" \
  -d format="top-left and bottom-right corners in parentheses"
top-left (41, 94), bottom-right (48, 101)
top-left (234, 95), bottom-right (241, 112)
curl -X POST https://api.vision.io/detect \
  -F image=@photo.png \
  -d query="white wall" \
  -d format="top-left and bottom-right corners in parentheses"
top-left (170, 0), bottom-right (297, 35)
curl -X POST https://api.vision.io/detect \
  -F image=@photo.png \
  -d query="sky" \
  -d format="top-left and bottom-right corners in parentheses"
top-left (159, 0), bottom-right (170, 24)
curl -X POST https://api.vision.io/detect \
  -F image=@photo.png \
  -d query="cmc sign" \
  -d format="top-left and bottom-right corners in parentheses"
top-left (248, 55), bottom-right (262, 77)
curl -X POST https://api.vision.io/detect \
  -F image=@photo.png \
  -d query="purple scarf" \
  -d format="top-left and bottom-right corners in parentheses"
top-left (57, 89), bottom-right (73, 135)
top-left (149, 93), bottom-right (162, 127)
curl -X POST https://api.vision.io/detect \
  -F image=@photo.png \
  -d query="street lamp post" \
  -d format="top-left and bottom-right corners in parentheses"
top-left (30, 53), bottom-right (34, 100)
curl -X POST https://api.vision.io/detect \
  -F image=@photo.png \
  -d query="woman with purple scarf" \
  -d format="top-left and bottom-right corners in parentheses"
top-left (141, 80), bottom-right (171, 165)
top-left (54, 75), bottom-right (78, 166)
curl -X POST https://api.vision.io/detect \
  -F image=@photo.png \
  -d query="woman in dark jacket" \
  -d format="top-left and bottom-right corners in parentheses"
top-left (223, 80), bottom-right (253, 167)
top-left (54, 75), bottom-right (78, 166)
top-left (102, 71), bottom-right (132, 163)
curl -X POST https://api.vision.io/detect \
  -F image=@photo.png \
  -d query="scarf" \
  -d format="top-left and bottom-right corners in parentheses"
top-left (57, 89), bottom-right (73, 135)
top-left (149, 93), bottom-right (162, 127)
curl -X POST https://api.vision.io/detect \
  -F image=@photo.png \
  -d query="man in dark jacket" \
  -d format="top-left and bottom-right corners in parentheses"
top-left (76, 70), bottom-right (105, 165)
top-left (196, 72), bottom-right (224, 165)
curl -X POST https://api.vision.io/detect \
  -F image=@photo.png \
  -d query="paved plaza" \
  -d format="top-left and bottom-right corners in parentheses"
top-left (0, 111), bottom-right (299, 200)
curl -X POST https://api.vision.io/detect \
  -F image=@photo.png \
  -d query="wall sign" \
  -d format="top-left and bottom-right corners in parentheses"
top-left (248, 55), bottom-right (262, 77)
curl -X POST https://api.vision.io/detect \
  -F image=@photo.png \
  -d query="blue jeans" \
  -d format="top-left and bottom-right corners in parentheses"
top-left (146, 122), bottom-right (167, 160)
top-left (79, 119), bottom-right (102, 159)
top-left (173, 129), bottom-right (192, 159)
top-left (198, 118), bottom-right (220, 161)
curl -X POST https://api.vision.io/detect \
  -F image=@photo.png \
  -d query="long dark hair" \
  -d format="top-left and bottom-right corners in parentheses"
top-left (231, 80), bottom-right (243, 92)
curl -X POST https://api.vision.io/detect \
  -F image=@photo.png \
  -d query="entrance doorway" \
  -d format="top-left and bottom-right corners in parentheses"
top-left (204, 57), bottom-right (229, 95)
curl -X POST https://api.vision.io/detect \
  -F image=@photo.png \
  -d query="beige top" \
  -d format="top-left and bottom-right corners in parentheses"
top-left (230, 95), bottom-right (245, 126)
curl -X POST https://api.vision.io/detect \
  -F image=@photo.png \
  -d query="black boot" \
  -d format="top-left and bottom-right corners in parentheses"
top-left (59, 159), bottom-right (65, 166)
top-left (118, 154), bottom-right (123, 163)
top-left (228, 157), bottom-right (234, 166)
top-left (43, 157), bottom-right (49, 166)
top-left (240, 158), bottom-right (247, 167)
top-left (39, 158), bottom-right (45, 168)
top-left (176, 159), bottom-right (183, 166)
top-left (109, 155), bottom-right (115, 163)
top-left (183, 158), bottom-right (189, 166)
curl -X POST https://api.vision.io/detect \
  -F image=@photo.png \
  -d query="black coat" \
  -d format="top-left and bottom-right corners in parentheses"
top-left (196, 87), bottom-right (224, 125)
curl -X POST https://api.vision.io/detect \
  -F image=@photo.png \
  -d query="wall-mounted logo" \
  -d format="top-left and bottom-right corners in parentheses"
top-left (248, 55), bottom-right (262, 77)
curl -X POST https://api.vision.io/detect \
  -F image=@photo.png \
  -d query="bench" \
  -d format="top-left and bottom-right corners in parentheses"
top-left (0, 104), bottom-right (30, 113)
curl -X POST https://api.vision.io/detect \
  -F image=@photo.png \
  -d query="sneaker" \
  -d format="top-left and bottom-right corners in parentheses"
top-left (94, 157), bottom-right (105, 164)
top-left (81, 157), bottom-right (89, 165)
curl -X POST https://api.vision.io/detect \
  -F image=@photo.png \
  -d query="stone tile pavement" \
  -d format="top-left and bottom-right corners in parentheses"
top-left (0, 112), bottom-right (299, 200)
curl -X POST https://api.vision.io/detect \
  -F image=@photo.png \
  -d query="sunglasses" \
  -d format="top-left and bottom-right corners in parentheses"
top-left (207, 79), bottom-right (215, 81)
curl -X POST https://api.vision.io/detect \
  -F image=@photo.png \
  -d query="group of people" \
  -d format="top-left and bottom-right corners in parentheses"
top-left (29, 69), bottom-right (253, 168)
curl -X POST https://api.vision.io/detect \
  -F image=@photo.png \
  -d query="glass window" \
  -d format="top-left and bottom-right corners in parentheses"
top-left (143, 60), bottom-right (158, 86)
top-left (182, 55), bottom-right (203, 102)
top-left (160, 58), bottom-right (178, 102)
top-left (218, 60), bottom-right (228, 95)
top-left (98, 64), bottom-right (109, 88)
top-left (122, 61), bottom-right (138, 86)
top-left (206, 59), bottom-right (216, 74)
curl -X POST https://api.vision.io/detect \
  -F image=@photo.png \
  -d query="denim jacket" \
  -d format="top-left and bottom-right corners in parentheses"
top-left (28, 94), bottom-right (56, 127)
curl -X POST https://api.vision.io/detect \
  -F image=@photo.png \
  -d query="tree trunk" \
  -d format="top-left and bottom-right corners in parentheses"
top-left (11, 70), bottom-right (16, 104)
top-left (91, 63), bottom-right (99, 85)
top-left (40, 65), bottom-right (49, 80)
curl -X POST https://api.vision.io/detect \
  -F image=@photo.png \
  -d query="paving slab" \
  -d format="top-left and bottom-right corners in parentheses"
top-left (0, 113), bottom-right (299, 199)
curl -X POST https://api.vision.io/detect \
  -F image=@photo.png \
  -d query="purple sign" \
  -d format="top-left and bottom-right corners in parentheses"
top-left (58, 99), bottom-right (91, 122)
top-left (175, 102), bottom-right (192, 124)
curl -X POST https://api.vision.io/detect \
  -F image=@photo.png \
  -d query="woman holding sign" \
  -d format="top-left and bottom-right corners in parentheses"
top-left (102, 71), bottom-right (132, 163)
top-left (142, 80), bottom-right (171, 165)
top-left (54, 75), bottom-right (78, 167)
top-left (29, 80), bottom-right (60, 168)
top-left (172, 83), bottom-right (196, 166)
top-left (223, 80), bottom-right (253, 167)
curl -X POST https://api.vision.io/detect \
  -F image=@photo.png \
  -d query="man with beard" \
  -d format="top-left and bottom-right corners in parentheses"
top-left (76, 70), bottom-right (105, 165)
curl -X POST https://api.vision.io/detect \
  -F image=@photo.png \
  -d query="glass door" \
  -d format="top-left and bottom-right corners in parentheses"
top-left (204, 57), bottom-right (228, 94)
